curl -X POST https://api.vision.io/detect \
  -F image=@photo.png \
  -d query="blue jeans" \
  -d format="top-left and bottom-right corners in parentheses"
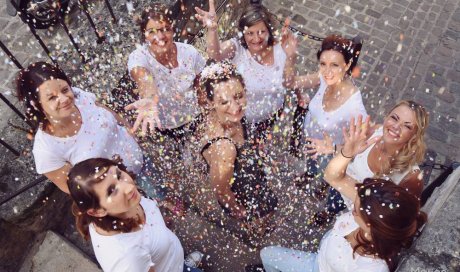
top-left (183, 263), bottom-right (202, 272)
top-left (307, 155), bottom-right (346, 214)
top-left (136, 155), bottom-right (168, 200)
top-left (261, 246), bottom-right (319, 272)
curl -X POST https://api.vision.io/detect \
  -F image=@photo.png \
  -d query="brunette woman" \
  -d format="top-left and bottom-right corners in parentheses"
top-left (196, 0), bottom-right (291, 140)
top-left (67, 158), bottom-right (202, 272)
top-left (16, 62), bottom-right (143, 194)
top-left (189, 60), bottom-right (277, 235)
top-left (260, 116), bottom-right (426, 272)
top-left (126, 3), bottom-right (206, 137)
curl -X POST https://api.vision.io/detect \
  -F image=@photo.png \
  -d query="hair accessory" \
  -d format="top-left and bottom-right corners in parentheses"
top-left (199, 60), bottom-right (237, 85)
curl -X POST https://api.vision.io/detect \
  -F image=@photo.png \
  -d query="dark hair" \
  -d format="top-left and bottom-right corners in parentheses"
top-left (199, 60), bottom-right (246, 102)
top-left (238, 4), bottom-right (275, 49)
top-left (354, 179), bottom-right (427, 272)
top-left (67, 158), bottom-right (139, 241)
top-left (317, 34), bottom-right (363, 75)
top-left (138, 3), bottom-right (174, 43)
top-left (16, 61), bottom-right (72, 129)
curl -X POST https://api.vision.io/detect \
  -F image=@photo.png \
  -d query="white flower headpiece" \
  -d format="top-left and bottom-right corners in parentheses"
top-left (200, 60), bottom-right (237, 85)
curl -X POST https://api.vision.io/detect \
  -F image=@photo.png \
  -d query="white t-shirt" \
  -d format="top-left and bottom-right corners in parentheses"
top-left (230, 38), bottom-right (287, 123)
top-left (89, 197), bottom-right (184, 272)
top-left (317, 211), bottom-right (389, 272)
top-left (32, 88), bottom-right (143, 174)
top-left (128, 42), bottom-right (205, 129)
top-left (304, 75), bottom-right (368, 145)
top-left (343, 127), bottom-right (420, 207)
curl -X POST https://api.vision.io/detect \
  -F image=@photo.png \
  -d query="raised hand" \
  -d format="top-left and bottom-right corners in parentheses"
top-left (305, 132), bottom-right (334, 157)
top-left (341, 115), bottom-right (381, 158)
top-left (281, 18), bottom-right (298, 58)
top-left (195, 0), bottom-right (217, 29)
top-left (125, 97), bottom-right (162, 135)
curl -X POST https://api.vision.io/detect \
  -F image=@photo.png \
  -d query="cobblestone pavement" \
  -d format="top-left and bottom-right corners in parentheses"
top-left (264, 0), bottom-right (460, 163)
top-left (0, 0), bottom-right (459, 271)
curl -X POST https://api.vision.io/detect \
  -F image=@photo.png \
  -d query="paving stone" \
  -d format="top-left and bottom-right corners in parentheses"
top-left (365, 8), bottom-right (382, 19)
top-left (292, 14), bottom-right (307, 25)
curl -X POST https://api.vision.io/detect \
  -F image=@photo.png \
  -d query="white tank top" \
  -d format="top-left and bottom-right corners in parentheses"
top-left (344, 127), bottom-right (420, 207)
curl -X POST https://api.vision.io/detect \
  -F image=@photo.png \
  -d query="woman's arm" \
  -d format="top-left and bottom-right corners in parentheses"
top-left (324, 116), bottom-right (381, 201)
top-left (195, 0), bottom-right (236, 61)
top-left (43, 163), bottom-right (72, 194)
top-left (399, 170), bottom-right (424, 198)
top-left (95, 101), bottom-right (132, 130)
top-left (204, 140), bottom-right (247, 219)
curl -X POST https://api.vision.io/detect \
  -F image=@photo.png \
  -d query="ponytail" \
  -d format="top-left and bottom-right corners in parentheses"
top-left (72, 202), bottom-right (92, 241)
top-left (350, 35), bottom-right (363, 75)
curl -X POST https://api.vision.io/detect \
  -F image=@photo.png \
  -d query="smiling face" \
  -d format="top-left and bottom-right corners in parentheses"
top-left (90, 166), bottom-right (141, 218)
top-left (383, 104), bottom-right (417, 146)
top-left (144, 19), bottom-right (174, 54)
top-left (211, 78), bottom-right (247, 125)
top-left (38, 79), bottom-right (76, 121)
top-left (243, 20), bottom-right (270, 53)
top-left (319, 50), bottom-right (351, 86)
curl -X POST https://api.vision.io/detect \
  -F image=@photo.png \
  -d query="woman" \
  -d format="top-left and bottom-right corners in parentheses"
top-left (126, 3), bottom-right (206, 137)
top-left (343, 100), bottom-right (429, 203)
top-left (189, 60), bottom-right (277, 235)
top-left (67, 158), bottom-right (202, 272)
top-left (195, 0), bottom-right (289, 135)
top-left (260, 116), bottom-right (427, 272)
top-left (16, 62), bottom-right (143, 194)
top-left (283, 33), bottom-right (367, 217)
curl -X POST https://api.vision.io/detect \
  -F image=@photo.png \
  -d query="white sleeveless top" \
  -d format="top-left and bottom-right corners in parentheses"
top-left (230, 38), bottom-right (287, 123)
top-left (304, 75), bottom-right (368, 145)
top-left (317, 211), bottom-right (389, 272)
top-left (344, 127), bottom-right (420, 207)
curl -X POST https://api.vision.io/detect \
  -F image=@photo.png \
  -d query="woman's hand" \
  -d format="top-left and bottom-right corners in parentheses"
top-left (125, 97), bottom-right (162, 135)
top-left (341, 115), bottom-right (381, 158)
top-left (305, 132), bottom-right (334, 157)
top-left (281, 18), bottom-right (298, 59)
top-left (195, 0), bottom-right (218, 30)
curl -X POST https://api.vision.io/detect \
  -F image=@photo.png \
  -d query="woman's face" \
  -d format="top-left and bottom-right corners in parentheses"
top-left (38, 79), bottom-right (76, 121)
top-left (319, 50), bottom-right (350, 86)
top-left (144, 19), bottom-right (174, 54)
top-left (243, 20), bottom-right (270, 53)
top-left (91, 166), bottom-right (141, 218)
top-left (383, 104), bottom-right (417, 146)
top-left (211, 78), bottom-right (247, 125)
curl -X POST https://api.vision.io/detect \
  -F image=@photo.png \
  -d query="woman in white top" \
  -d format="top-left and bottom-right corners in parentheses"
top-left (126, 3), bottom-right (206, 136)
top-left (196, 0), bottom-right (289, 137)
top-left (67, 158), bottom-right (202, 272)
top-left (260, 116), bottom-right (427, 272)
top-left (16, 62), bottom-right (143, 194)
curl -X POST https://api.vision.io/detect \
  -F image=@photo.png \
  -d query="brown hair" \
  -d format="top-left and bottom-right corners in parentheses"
top-left (317, 34), bottom-right (363, 75)
top-left (354, 179), bottom-right (427, 271)
top-left (238, 3), bottom-right (275, 49)
top-left (200, 60), bottom-right (246, 102)
top-left (138, 3), bottom-right (174, 43)
top-left (384, 100), bottom-right (429, 172)
top-left (67, 158), bottom-right (140, 241)
top-left (15, 61), bottom-right (72, 129)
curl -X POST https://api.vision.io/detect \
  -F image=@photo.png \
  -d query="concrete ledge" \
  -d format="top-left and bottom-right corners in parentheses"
top-left (20, 231), bottom-right (101, 272)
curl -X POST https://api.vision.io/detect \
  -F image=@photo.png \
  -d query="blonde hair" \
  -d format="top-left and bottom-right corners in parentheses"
top-left (386, 100), bottom-right (429, 172)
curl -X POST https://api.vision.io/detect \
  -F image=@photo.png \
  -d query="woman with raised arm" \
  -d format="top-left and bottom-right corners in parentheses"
top-left (16, 62), bottom-right (143, 194)
top-left (189, 60), bottom-right (277, 236)
top-left (195, 0), bottom-right (290, 138)
top-left (126, 3), bottom-right (206, 137)
top-left (67, 158), bottom-right (202, 272)
top-left (260, 116), bottom-right (427, 272)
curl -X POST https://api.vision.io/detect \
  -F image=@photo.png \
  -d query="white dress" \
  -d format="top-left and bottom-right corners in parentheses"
top-left (230, 38), bottom-right (287, 123)
top-left (32, 87), bottom-right (143, 174)
top-left (303, 75), bottom-right (368, 145)
top-left (128, 42), bottom-right (206, 129)
top-left (89, 197), bottom-right (185, 272)
top-left (317, 211), bottom-right (389, 272)
top-left (344, 127), bottom-right (420, 207)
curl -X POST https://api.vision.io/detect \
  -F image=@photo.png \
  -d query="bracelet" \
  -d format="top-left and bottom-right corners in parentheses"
top-left (340, 148), bottom-right (354, 159)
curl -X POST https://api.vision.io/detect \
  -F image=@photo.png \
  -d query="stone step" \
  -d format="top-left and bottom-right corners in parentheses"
top-left (19, 231), bottom-right (101, 272)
